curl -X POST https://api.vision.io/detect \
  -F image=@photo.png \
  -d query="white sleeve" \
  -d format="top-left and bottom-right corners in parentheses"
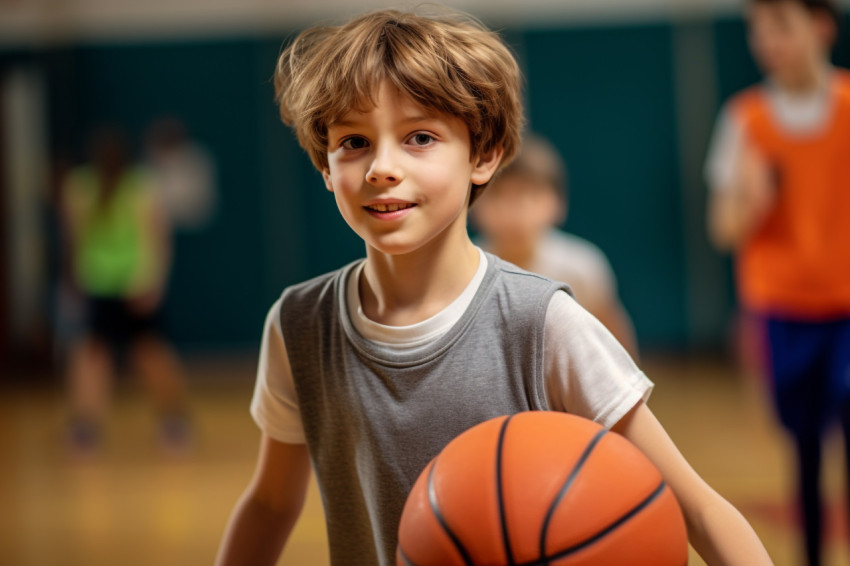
top-left (544, 291), bottom-right (653, 429)
top-left (249, 297), bottom-right (307, 444)
top-left (704, 103), bottom-right (744, 192)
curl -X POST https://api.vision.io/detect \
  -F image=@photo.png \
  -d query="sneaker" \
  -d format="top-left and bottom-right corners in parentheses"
top-left (158, 412), bottom-right (194, 456)
top-left (66, 416), bottom-right (101, 458)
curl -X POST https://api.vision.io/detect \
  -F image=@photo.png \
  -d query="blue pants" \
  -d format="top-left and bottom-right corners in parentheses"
top-left (762, 315), bottom-right (850, 566)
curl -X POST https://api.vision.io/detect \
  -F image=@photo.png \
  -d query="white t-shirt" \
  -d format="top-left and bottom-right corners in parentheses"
top-left (251, 248), bottom-right (652, 444)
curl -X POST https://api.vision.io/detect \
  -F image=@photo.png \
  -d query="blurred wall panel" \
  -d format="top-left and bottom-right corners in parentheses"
top-left (522, 23), bottom-right (687, 348)
top-left (2, 68), bottom-right (49, 363)
top-left (671, 20), bottom-right (730, 349)
top-left (0, 69), bottom-right (6, 368)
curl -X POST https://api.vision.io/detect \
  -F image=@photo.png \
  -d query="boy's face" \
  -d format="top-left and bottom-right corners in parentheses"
top-left (322, 81), bottom-right (501, 257)
top-left (747, 0), bottom-right (832, 86)
top-left (472, 173), bottom-right (563, 252)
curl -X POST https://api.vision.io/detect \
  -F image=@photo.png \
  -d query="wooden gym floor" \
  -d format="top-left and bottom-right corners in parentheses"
top-left (1, 354), bottom-right (848, 566)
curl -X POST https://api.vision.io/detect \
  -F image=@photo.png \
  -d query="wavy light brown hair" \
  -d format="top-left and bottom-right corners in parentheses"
top-left (274, 8), bottom-right (524, 202)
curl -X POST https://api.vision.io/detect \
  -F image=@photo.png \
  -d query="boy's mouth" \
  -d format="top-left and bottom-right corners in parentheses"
top-left (364, 203), bottom-right (417, 213)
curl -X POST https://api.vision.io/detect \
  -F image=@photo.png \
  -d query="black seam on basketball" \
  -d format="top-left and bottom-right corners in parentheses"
top-left (527, 480), bottom-right (670, 566)
top-left (397, 546), bottom-right (418, 566)
top-left (427, 456), bottom-right (475, 566)
top-left (497, 415), bottom-right (517, 566)
top-left (538, 428), bottom-right (607, 560)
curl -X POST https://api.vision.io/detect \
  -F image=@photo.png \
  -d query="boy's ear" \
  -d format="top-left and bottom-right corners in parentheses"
top-left (813, 11), bottom-right (837, 49)
top-left (321, 168), bottom-right (334, 192)
top-left (471, 146), bottom-right (504, 186)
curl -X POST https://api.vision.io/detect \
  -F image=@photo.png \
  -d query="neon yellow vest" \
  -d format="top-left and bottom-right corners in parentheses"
top-left (66, 165), bottom-right (159, 297)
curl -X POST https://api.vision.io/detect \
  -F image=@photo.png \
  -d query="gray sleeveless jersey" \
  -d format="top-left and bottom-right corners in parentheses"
top-left (279, 253), bottom-right (569, 565)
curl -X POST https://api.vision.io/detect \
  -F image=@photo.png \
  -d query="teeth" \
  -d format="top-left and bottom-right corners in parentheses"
top-left (371, 203), bottom-right (412, 212)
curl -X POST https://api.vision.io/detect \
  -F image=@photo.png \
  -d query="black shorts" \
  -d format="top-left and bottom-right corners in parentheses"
top-left (87, 296), bottom-right (163, 350)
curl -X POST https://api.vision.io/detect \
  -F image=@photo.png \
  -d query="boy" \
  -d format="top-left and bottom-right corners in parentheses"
top-left (217, 8), bottom-right (771, 565)
top-left (472, 134), bottom-right (639, 360)
top-left (705, 1), bottom-right (850, 564)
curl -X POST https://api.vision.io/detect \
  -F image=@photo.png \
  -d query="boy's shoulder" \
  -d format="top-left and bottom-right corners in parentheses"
top-left (729, 67), bottom-right (850, 107)
top-left (488, 251), bottom-right (575, 302)
top-left (280, 252), bottom-right (564, 313)
top-left (488, 251), bottom-right (551, 281)
top-left (727, 82), bottom-right (769, 115)
top-left (280, 260), bottom-right (361, 305)
top-left (834, 68), bottom-right (850, 99)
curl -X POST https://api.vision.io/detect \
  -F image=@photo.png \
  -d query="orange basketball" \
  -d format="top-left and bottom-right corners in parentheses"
top-left (397, 411), bottom-right (688, 566)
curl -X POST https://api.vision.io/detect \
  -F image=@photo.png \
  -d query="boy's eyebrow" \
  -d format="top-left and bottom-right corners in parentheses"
top-left (331, 114), bottom-right (440, 130)
top-left (331, 119), bottom-right (360, 129)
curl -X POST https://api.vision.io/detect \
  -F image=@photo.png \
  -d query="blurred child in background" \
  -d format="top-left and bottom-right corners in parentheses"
top-left (144, 117), bottom-right (217, 233)
top-left (60, 125), bottom-right (191, 456)
top-left (472, 134), bottom-right (639, 359)
top-left (705, 1), bottom-right (850, 563)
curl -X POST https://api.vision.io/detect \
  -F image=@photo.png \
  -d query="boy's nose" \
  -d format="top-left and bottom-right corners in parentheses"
top-left (366, 145), bottom-right (402, 186)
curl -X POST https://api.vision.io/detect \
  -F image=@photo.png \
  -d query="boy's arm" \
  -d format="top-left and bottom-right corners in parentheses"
top-left (612, 402), bottom-right (773, 565)
top-left (215, 434), bottom-right (311, 566)
top-left (130, 182), bottom-right (173, 314)
top-left (707, 137), bottom-right (776, 251)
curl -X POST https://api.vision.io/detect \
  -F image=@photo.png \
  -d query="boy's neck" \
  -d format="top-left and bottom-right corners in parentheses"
top-left (774, 61), bottom-right (831, 96)
top-left (359, 233), bottom-right (480, 327)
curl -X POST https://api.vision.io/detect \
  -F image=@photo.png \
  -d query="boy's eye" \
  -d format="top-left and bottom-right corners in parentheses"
top-left (341, 136), bottom-right (369, 150)
top-left (409, 133), bottom-right (434, 146)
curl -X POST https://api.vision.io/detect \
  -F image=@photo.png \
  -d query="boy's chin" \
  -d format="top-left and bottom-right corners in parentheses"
top-left (364, 235), bottom-right (455, 258)
top-left (365, 239), bottom-right (424, 257)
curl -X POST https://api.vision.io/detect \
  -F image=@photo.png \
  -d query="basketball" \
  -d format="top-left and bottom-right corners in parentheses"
top-left (396, 411), bottom-right (688, 566)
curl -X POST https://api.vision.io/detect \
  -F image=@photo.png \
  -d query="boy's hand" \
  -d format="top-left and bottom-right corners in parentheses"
top-left (708, 138), bottom-right (777, 251)
top-left (735, 139), bottom-right (776, 228)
